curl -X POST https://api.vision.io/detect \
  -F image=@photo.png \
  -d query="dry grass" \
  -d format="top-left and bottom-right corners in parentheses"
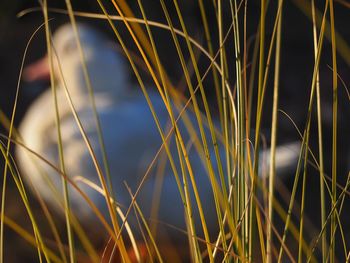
top-left (1, 0), bottom-right (350, 262)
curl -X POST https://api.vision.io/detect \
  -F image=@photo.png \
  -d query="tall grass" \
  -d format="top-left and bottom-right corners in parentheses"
top-left (1, 0), bottom-right (350, 262)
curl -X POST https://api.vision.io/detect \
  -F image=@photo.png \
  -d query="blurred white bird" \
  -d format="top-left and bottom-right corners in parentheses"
top-left (16, 23), bottom-right (300, 241)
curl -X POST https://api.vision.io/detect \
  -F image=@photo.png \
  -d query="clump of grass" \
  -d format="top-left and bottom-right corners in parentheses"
top-left (1, 0), bottom-right (350, 262)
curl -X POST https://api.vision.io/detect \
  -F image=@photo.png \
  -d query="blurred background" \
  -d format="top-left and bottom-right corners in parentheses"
top-left (0, 0), bottom-right (349, 261)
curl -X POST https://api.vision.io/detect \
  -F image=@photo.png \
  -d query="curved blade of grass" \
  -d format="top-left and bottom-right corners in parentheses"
top-left (0, 20), bottom-right (53, 263)
top-left (17, 8), bottom-right (235, 81)
top-left (41, 3), bottom-right (75, 261)
top-left (62, 3), bottom-right (120, 246)
top-left (49, 28), bottom-right (131, 263)
top-left (73, 176), bottom-right (159, 263)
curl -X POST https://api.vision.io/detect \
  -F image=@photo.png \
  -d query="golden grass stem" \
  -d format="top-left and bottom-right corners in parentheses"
top-left (328, 0), bottom-right (338, 262)
top-left (249, 0), bottom-right (266, 258)
top-left (311, 1), bottom-right (327, 261)
top-left (266, 0), bottom-right (283, 261)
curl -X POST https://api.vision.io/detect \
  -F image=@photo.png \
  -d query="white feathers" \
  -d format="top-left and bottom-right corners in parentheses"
top-left (16, 23), bottom-right (301, 231)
